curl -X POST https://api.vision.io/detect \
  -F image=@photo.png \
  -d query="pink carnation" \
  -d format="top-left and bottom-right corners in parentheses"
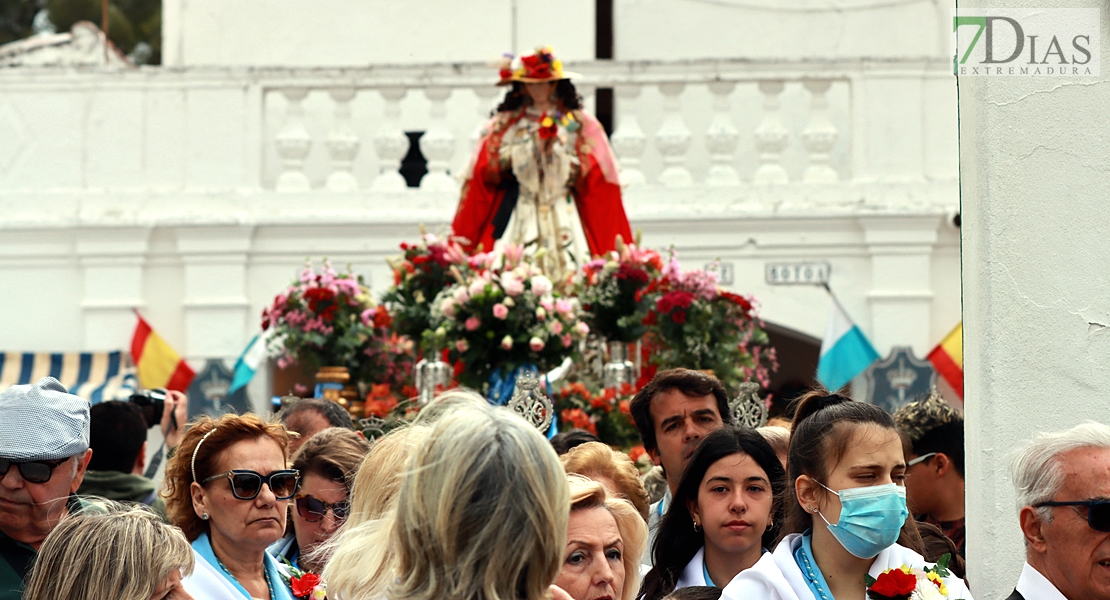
top-left (493, 303), bottom-right (509, 320)
top-left (465, 316), bottom-right (481, 331)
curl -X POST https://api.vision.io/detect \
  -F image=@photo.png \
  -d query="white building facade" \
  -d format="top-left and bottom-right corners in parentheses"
top-left (0, 0), bottom-right (960, 405)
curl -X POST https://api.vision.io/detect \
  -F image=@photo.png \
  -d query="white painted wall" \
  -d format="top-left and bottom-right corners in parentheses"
top-left (960, 0), bottom-right (1110, 597)
top-left (163, 0), bottom-right (595, 67)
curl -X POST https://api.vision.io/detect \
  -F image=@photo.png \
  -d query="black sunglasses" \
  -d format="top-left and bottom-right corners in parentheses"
top-left (295, 494), bottom-right (350, 523)
top-left (1034, 500), bottom-right (1110, 532)
top-left (202, 469), bottom-right (300, 500)
top-left (0, 457), bottom-right (69, 484)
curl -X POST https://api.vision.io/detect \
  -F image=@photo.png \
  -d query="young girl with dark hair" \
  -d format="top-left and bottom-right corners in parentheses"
top-left (640, 426), bottom-right (785, 600)
top-left (451, 46), bottom-right (632, 281)
top-left (720, 391), bottom-right (973, 600)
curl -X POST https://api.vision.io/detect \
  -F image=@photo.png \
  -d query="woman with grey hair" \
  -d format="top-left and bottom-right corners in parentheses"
top-left (323, 391), bottom-right (570, 600)
top-left (22, 503), bottom-right (195, 600)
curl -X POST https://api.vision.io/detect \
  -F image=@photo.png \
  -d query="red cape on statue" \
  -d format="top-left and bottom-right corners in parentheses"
top-left (452, 109), bottom-right (632, 257)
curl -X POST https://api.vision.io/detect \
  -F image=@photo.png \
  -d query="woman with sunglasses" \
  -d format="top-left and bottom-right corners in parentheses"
top-left (163, 413), bottom-right (300, 600)
top-left (268, 427), bottom-right (368, 578)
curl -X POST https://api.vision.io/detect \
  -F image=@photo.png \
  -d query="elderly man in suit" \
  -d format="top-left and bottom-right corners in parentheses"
top-left (1006, 421), bottom-right (1110, 600)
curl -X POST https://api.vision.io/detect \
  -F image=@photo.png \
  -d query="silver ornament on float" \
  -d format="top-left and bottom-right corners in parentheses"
top-left (730, 381), bottom-right (768, 428)
top-left (507, 371), bottom-right (554, 432)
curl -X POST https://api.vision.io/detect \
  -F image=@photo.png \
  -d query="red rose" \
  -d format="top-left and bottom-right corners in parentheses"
top-left (290, 572), bottom-right (321, 597)
top-left (869, 569), bottom-right (917, 598)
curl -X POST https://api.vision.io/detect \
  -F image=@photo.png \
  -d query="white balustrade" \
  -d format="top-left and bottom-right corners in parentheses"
top-left (576, 83), bottom-right (597, 115)
top-left (370, 87), bottom-right (408, 192)
top-left (325, 87), bottom-right (360, 192)
top-left (752, 80), bottom-right (790, 185)
top-left (655, 82), bottom-right (693, 187)
top-left (801, 79), bottom-right (839, 184)
top-left (274, 87), bottom-right (312, 192)
top-left (705, 81), bottom-right (741, 186)
top-left (472, 85), bottom-right (501, 143)
top-left (419, 86), bottom-right (457, 191)
top-left (610, 84), bottom-right (647, 187)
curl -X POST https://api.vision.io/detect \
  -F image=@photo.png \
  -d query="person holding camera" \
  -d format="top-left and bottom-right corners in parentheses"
top-left (77, 391), bottom-right (188, 518)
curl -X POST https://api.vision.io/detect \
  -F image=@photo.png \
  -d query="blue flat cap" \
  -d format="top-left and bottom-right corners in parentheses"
top-left (0, 377), bottom-right (91, 461)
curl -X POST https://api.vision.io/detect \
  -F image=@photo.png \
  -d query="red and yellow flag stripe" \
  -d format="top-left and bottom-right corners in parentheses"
top-left (927, 323), bottom-right (963, 399)
top-left (131, 313), bottom-right (195, 392)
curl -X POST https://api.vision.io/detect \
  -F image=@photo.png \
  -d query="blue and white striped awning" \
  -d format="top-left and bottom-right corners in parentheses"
top-left (0, 351), bottom-right (138, 403)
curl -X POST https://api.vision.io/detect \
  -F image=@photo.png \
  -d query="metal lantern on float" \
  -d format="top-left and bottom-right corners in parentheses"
top-left (414, 355), bottom-right (452, 405)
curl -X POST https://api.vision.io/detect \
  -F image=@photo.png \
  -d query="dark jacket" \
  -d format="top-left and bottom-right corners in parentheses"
top-left (77, 470), bottom-right (165, 519)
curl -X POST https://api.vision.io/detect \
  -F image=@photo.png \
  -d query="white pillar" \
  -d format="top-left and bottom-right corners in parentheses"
top-left (77, 228), bottom-right (151, 351)
top-left (419, 86), bottom-right (457, 191)
top-left (610, 84), bottom-right (647, 186)
top-left (274, 87), bottom-right (312, 193)
top-left (325, 87), bottom-right (360, 192)
top-left (960, 1), bottom-right (1110, 596)
top-left (801, 79), bottom-right (839, 184)
top-left (174, 226), bottom-right (254, 362)
top-left (371, 87), bottom-right (409, 192)
top-left (753, 80), bottom-right (789, 185)
top-left (860, 216), bottom-right (940, 358)
top-left (654, 82), bottom-right (693, 187)
top-left (705, 81), bottom-right (740, 186)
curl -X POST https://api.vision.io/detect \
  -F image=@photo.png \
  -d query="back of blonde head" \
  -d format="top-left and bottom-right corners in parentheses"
top-left (22, 502), bottom-right (194, 600)
top-left (325, 392), bottom-right (570, 600)
top-left (346, 423), bottom-right (431, 526)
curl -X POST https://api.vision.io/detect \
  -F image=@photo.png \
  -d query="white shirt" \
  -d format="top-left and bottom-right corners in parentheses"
top-left (1015, 562), bottom-right (1068, 600)
top-left (721, 534), bottom-right (974, 600)
top-left (674, 546), bottom-right (710, 589)
top-left (643, 489), bottom-right (673, 566)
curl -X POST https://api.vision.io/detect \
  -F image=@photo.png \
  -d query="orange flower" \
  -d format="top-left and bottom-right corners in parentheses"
top-left (627, 445), bottom-right (647, 463)
top-left (618, 400), bottom-right (631, 416)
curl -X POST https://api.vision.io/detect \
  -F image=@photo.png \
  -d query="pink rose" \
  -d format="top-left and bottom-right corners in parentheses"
top-left (493, 303), bottom-right (509, 320)
top-left (555, 299), bottom-right (573, 314)
top-left (501, 335), bottom-right (514, 350)
top-left (360, 308), bottom-right (375, 327)
top-left (456, 339), bottom-right (469, 353)
top-left (551, 321), bottom-right (563, 335)
top-left (562, 334), bottom-right (573, 348)
top-left (541, 299), bottom-right (554, 312)
top-left (536, 307), bottom-right (547, 321)
top-left (468, 277), bottom-right (490, 298)
top-left (530, 275), bottom-right (553, 296)
top-left (441, 298), bottom-right (457, 318)
top-left (453, 287), bottom-right (470, 304)
top-left (575, 322), bottom-right (590, 336)
top-left (529, 337), bottom-right (545, 351)
top-left (502, 273), bottom-right (525, 296)
top-left (465, 316), bottom-right (481, 331)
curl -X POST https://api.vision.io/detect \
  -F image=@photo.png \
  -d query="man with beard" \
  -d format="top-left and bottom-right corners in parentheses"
top-left (0, 378), bottom-right (93, 600)
top-left (630, 369), bottom-right (733, 565)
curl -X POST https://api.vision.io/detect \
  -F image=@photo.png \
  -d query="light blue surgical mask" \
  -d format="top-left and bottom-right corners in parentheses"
top-left (814, 482), bottom-right (909, 559)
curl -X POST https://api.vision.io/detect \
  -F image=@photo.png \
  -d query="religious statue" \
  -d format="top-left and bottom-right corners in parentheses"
top-left (451, 46), bottom-right (633, 282)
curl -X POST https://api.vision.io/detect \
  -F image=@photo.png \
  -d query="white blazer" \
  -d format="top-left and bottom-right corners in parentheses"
top-left (674, 546), bottom-right (710, 590)
top-left (721, 534), bottom-right (973, 600)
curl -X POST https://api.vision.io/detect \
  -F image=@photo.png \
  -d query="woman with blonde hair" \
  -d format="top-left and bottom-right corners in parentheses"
top-left (561, 441), bottom-right (652, 521)
top-left (555, 475), bottom-right (647, 600)
top-left (162, 413), bottom-right (299, 599)
top-left (324, 392), bottom-right (569, 600)
top-left (22, 503), bottom-right (195, 600)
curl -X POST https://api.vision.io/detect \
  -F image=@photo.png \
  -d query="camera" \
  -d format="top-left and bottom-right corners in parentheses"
top-left (129, 389), bottom-right (167, 429)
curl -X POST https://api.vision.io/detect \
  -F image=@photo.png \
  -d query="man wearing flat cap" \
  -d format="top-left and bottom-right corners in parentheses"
top-left (0, 377), bottom-right (93, 600)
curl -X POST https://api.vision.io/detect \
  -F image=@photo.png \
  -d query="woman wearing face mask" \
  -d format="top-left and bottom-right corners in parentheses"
top-left (639, 427), bottom-right (784, 600)
top-left (721, 392), bottom-right (973, 600)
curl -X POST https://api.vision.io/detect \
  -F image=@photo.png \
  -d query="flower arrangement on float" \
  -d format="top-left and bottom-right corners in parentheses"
top-left (380, 232), bottom-right (468, 350)
top-left (643, 250), bottom-right (777, 392)
top-left (426, 244), bottom-right (591, 397)
top-left (865, 555), bottom-right (959, 600)
top-left (553, 381), bottom-right (641, 449)
top-left (576, 240), bottom-right (663, 343)
top-left (262, 259), bottom-right (380, 374)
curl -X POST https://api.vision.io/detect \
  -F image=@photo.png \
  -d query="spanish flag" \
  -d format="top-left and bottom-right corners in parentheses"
top-left (130, 313), bottom-right (195, 392)
top-left (927, 323), bottom-right (962, 399)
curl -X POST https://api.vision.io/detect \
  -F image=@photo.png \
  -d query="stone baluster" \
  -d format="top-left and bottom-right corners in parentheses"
top-left (801, 79), bottom-right (839, 183)
top-left (325, 87), bottom-right (360, 192)
top-left (609, 85), bottom-right (647, 186)
top-left (705, 81), bottom-right (741, 186)
top-left (419, 86), bottom-right (457, 191)
top-left (274, 87), bottom-right (311, 192)
top-left (753, 80), bottom-right (790, 185)
top-left (370, 87), bottom-right (408, 192)
top-left (472, 85), bottom-right (501, 143)
top-left (655, 82), bottom-right (693, 187)
top-left (576, 83), bottom-right (597, 114)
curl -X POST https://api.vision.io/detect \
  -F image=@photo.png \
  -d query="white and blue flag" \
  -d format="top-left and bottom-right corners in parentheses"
top-left (228, 330), bottom-right (274, 395)
top-left (817, 297), bottom-right (879, 392)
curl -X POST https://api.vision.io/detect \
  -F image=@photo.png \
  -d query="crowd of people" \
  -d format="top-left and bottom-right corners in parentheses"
top-left (1, 369), bottom-right (1108, 600)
